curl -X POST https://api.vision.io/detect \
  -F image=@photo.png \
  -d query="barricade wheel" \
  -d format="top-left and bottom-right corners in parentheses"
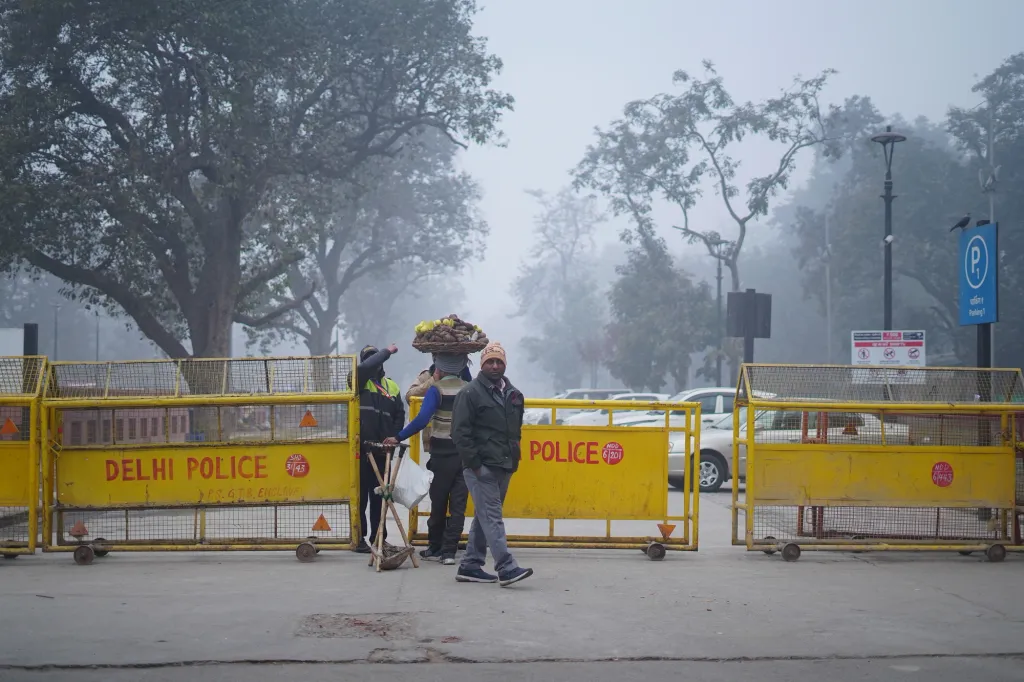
top-left (958, 551), bottom-right (974, 557)
top-left (762, 536), bottom-right (777, 555)
top-left (296, 542), bottom-right (317, 563)
top-left (646, 542), bottom-right (666, 561)
top-left (781, 543), bottom-right (801, 562)
top-left (92, 538), bottom-right (110, 558)
top-left (307, 536), bottom-right (321, 554)
top-left (985, 544), bottom-right (1006, 563)
top-left (3, 554), bottom-right (18, 560)
top-left (73, 545), bottom-right (95, 566)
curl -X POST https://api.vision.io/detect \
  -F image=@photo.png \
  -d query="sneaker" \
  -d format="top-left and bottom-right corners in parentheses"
top-left (354, 539), bottom-right (371, 554)
top-left (498, 567), bottom-right (534, 587)
top-left (455, 567), bottom-right (498, 583)
top-left (441, 555), bottom-right (456, 566)
top-left (420, 547), bottom-right (443, 561)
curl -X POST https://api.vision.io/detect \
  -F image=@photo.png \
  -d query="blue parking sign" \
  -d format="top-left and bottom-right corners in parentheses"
top-left (958, 223), bottom-right (998, 326)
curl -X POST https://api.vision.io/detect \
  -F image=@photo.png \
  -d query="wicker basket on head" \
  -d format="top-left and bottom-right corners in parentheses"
top-left (411, 339), bottom-right (489, 354)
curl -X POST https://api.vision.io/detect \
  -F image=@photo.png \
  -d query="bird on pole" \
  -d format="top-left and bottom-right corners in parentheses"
top-left (949, 213), bottom-right (971, 232)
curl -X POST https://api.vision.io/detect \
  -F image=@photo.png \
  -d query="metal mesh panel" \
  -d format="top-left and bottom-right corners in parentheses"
top-left (745, 407), bottom-right (1003, 447)
top-left (1017, 454), bottom-right (1023, 506)
top-left (0, 507), bottom-right (29, 544)
top-left (57, 403), bottom-right (349, 446)
top-left (57, 503), bottom-right (352, 545)
top-left (741, 364), bottom-right (1024, 405)
top-left (0, 356), bottom-right (45, 396)
top-left (750, 505), bottom-right (1011, 543)
top-left (0, 406), bottom-right (31, 442)
top-left (46, 356), bottom-right (356, 399)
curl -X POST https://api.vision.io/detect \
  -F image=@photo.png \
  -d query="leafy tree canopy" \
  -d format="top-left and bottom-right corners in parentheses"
top-left (0, 0), bottom-right (511, 361)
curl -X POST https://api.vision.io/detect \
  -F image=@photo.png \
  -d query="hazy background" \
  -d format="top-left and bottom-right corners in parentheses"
top-left (449, 0), bottom-right (1024, 396)
top-left (4, 0), bottom-right (1023, 398)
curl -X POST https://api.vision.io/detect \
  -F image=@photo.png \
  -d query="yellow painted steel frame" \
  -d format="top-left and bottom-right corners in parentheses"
top-left (407, 397), bottom-right (701, 554)
top-left (732, 364), bottom-right (1023, 555)
top-left (0, 357), bottom-right (46, 556)
top-left (41, 357), bottom-right (360, 555)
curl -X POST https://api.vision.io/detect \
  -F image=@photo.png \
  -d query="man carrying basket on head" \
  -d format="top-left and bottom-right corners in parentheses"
top-left (384, 352), bottom-right (472, 565)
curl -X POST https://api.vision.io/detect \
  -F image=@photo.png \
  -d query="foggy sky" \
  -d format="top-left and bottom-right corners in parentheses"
top-left (452, 0), bottom-right (1024, 390)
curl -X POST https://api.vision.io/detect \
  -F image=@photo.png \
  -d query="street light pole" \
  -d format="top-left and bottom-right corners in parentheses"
top-left (51, 304), bottom-right (60, 360)
top-left (824, 213), bottom-right (832, 363)
top-left (715, 254), bottom-right (723, 385)
top-left (983, 101), bottom-right (998, 366)
top-left (871, 125), bottom-right (907, 331)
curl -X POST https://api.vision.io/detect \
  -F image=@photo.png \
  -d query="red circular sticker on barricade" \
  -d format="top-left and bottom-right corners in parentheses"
top-left (931, 461), bottom-right (953, 487)
top-left (286, 453), bottom-right (310, 478)
top-left (602, 442), bottom-right (624, 466)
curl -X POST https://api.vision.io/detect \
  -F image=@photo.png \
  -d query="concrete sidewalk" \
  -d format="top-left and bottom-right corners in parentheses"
top-left (0, 539), bottom-right (1021, 668)
top-left (0, 490), bottom-right (1021, 680)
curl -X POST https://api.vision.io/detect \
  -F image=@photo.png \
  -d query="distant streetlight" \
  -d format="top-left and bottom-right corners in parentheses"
top-left (870, 125), bottom-right (907, 331)
top-left (50, 303), bottom-right (60, 360)
top-left (707, 238), bottom-right (731, 386)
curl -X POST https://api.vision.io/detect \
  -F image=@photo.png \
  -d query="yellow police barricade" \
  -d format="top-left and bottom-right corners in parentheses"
top-left (0, 356), bottom-right (47, 559)
top-left (732, 363), bottom-right (1023, 562)
top-left (407, 398), bottom-right (700, 560)
top-left (40, 356), bottom-right (359, 565)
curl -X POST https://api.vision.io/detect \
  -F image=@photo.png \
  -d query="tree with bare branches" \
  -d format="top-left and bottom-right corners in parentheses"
top-left (574, 61), bottom-right (843, 378)
top-left (510, 187), bottom-right (607, 391)
top-left (248, 130), bottom-right (487, 356)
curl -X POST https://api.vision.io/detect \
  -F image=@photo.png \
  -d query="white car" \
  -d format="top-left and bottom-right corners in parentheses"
top-left (559, 392), bottom-right (671, 426)
top-left (616, 386), bottom-right (739, 429)
top-left (668, 407), bottom-right (910, 493)
top-left (522, 388), bottom-right (628, 425)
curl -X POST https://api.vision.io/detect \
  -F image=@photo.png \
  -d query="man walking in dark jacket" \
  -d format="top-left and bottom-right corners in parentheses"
top-left (351, 344), bottom-right (404, 553)
top-left (450, 341), bottom-right (533, 587)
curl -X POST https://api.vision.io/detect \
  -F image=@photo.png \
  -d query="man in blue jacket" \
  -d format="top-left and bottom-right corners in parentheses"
top-left (385, 353), bottom-right (472, 565)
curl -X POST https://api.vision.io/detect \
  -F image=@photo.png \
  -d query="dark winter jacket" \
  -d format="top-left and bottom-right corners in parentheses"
top-left (450, 373), bottom-right (525, 472)
top-left (352, 348), bottom-right (404, 450)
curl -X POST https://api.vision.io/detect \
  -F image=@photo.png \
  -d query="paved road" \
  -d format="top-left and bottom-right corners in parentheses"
top-left (5, 658), bottom-right (1024, 682)
top-left (1, 486), bottom-right (1022, 681)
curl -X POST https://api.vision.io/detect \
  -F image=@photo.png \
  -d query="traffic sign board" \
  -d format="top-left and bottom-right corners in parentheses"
top-left (850, 330), bottom-right (926, 385)
top-left (959, 223), bottom-right (998, 326)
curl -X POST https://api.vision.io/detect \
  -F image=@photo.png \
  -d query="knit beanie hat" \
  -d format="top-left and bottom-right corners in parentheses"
top-left (481, 341), bottom-right (506, 365)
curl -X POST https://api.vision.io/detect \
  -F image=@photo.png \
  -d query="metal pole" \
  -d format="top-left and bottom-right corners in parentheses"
top-left (95, 315), bottom-right (100, 361)
top-left (715, 255), bottom-right (723, 386)
top-left (51, 304), bottom-right (59, 360)
top-left (883, 175), bottom-right (893, 331)
top-left (824, 214), bottom-right (832, 363)
top-left (988, 103), bottom-right (997, 366)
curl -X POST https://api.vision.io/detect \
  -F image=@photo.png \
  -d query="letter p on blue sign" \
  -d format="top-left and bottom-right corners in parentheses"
top-left (958, 223), bottom-right (998, 326)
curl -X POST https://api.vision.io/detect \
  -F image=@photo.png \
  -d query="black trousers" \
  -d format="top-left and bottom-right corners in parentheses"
top-left (426, 454), bottom-right (469, 555)
top-left (359, 452), bottom-right (387, 543)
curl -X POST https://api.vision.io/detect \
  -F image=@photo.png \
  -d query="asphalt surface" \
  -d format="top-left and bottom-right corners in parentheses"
top-left (1, 485), bottom-right (1022, 682)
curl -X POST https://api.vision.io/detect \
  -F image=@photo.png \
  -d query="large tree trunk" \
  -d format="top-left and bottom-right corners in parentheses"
top-left (307, 322), bottom-right (333, 356)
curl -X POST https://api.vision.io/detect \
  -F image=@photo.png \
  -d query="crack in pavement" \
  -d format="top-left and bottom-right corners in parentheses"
top-left (4, 651), bottom-right (1024, 671)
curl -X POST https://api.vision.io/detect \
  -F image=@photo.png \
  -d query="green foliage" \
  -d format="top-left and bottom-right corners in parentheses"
top-left (786, 49), bottom-right (1024, 368)
top-left (575, 61), bottom-right (845, 378)
top-left (606, 227), bottom-right (714, 392)
top-left (0, 0), bottom-right (510, 358)
top-left (250, 129), bottom-right (488, 355)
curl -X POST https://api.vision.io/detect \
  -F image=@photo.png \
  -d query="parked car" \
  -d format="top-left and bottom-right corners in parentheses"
top-left (668, 407), bottom-right (910, 493)
top-left (616, 386), bottom-right (738, 429)
top-left (522, 388), bottom-right (627, 425)
top-left (559, 392), bottom-right (671, 426)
